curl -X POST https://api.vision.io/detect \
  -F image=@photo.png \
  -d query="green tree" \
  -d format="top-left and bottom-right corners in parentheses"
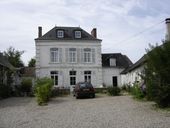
top-left (145, 40), bottom-right (170, 107)
top-left (3, 46), bottom-right (24, 67)
top-left (28, 58), bottom-right (36, 67)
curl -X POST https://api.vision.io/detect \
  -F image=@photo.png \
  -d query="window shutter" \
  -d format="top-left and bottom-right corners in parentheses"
top-left (77, 48), bottom-right (80, 63)
top-left (92, 48), bottom-right (95, 63)
top-left (49, 49), bottom-right (52, 62)
top-left (65, 48), bottom-right (69, 63)
top-left (81, 48), bottom-right (84, 63)
top-left (59, 48), bottom-right (62, 63)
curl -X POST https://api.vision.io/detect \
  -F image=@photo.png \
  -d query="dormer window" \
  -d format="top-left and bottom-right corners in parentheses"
top-left (110, 58), bottom-right (116, 66)
top-left (57, 30), bottom-right (64, 38)
top-left (75, 31), bottom-right (81, 38)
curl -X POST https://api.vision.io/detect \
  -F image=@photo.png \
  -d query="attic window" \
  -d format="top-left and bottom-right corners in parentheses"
top-left (57, 30), bottom-right (64, 38)
top-left (75, 31), bottom-right (81, 38)
top-left (110, 58), bottom-right (116, 66)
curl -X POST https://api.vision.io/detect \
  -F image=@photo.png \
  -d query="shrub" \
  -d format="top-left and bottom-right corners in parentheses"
top-left (0, 84), bottom-right (12, 98)
top-left (121, 84), bottom-right (132, 93)
top-left (20, 78), bottom-right (32, 95)
top-left (34, 77), bottom-right (53, 105)
top-left (95, 88), bottom-right (107, 93)
top-left (107, 86), bottom-right (120, 96)
top-left (144, 41), bottom-right (170, 107)
top-left (131, 83), bottom-right (145, 99)
top-left (154, 84), bottom-right (170, 108)
top-left (121, 85), bottom-right (127, 91)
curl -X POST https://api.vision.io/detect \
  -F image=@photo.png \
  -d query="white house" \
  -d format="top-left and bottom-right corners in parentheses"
top-left (121, 55), bottom-right (146, 85)
top-left (35, 26), bottom-right (103, 90)
top-left (35, 26), bottom-right (132, 89)
top-left (102, 53), bottom-right (132, 87)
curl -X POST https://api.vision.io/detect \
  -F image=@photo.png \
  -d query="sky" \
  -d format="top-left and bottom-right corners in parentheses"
top-left (0, 0), bottom-right (170, 65)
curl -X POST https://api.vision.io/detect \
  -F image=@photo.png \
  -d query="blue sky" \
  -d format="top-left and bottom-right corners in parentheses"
top-left (0, 0), bottom-right (169, 65)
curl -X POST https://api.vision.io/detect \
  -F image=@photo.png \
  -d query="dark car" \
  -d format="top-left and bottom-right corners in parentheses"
top-left (73, 82), bottom-right (95, 99)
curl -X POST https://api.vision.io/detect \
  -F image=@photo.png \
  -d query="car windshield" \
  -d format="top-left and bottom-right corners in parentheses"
top-left (79, 83), bottom-right (92, 88)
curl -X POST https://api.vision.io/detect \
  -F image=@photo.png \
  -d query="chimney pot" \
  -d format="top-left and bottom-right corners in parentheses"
top-left (38, 26), bottom-right (42, 38)
top-left (91, 28), bottom-right (97, 38)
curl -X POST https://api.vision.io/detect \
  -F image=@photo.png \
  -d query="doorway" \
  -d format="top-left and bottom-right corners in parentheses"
top-left (112, 76), bottom-right (118, 87)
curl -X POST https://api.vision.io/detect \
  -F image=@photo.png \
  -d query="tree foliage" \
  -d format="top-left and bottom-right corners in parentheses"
top-left (3, 46), bottom-right (24, 67)
top-left (28, 58), bottom-right (36, 67)
top-left (145, 40), bottom-right (170, 107)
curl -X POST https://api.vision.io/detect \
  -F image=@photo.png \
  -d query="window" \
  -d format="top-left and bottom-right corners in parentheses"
top-left (110, 58), bottom-right (116, 66)
top-left (84, 71), bottom-right (91, 83)
top-left (50, 48), bottom-right (59, 63)
top-left (51, 71), bottom-right (58, 86)
top-left (69, 48), bottom-right (77, 63)
top-left (75, 31), bottom-right (81, 38)
top-left (84, 48), bottom-right (92, 63)
top-left (70, 71), bottom-right (76, 85)
top-left (57, 30), bottom-right (64, 38)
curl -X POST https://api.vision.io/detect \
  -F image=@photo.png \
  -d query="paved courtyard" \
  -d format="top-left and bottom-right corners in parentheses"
top-left (0, 95), bottom-right (170, 128)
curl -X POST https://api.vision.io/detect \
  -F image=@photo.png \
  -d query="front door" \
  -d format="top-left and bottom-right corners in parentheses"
top-left (112, 76), bottom-right (118, 87)
top-left (70, 71), bottom-right (76, 92)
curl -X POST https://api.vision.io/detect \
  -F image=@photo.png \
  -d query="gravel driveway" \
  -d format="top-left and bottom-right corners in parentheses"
top-left (0, 95), bottom-right (170, 128)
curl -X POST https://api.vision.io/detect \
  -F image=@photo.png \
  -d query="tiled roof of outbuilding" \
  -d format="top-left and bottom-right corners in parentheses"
top-left (121, 55), bottom-right (146, 74)
top-left (102, 53), bottom-right (133, 68)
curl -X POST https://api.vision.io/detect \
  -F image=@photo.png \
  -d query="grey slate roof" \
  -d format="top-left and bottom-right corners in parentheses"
top-left (102, 53), bottom-right (133, 68)
top-left (35, 26), bottom-right (102, 41)
top-left (121, 55), bottom-right (146, 74)
top-left (0, 53), bottom-right (15, 70)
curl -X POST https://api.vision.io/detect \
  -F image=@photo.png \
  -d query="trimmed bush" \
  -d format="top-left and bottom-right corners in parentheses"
top-left (34, 77), bottom-right (53, 105)
top-left (107, 86), bottom-right (120, 96)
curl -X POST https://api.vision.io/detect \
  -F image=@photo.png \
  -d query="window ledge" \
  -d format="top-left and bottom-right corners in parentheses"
top-left (49, 62), bottom-right (60, 64)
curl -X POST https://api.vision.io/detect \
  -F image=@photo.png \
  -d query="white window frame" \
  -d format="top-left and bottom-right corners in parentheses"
top-left (57, 30), bottom-right (64, 38)
top-left (70, 71), bottom-right (76, 85)
top-left (69, 48), bottom-right (77, 63)
top-left (50, 71), bottom-right (58, 86)
top-left (84, 48), bottom-right (92, 63)
top-left (75, 31), bottom-right (81, 38)
top-left (84, 71), bottom-right (91, 83)
top-left (50, 48), bottom-right (59, 63)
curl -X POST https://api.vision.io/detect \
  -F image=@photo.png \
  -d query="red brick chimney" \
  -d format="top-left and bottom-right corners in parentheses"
top-left (91, 28), bottom-right (97, 38)
top-left (38, 26), bottom-right (42, 38)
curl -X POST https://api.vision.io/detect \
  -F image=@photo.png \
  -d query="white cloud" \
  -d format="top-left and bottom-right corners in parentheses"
top-left (0, 0), bottom-right (169, 64)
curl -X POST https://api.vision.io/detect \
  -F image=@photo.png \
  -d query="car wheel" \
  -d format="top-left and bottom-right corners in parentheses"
top-left (92, 94), bottom-right (95, 98)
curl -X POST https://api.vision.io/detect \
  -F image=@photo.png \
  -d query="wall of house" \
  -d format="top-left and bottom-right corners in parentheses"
top-left (35, 40), bottom-right (103, 87)
top-left (121, 65), bottom-right (144, 86)
top-left (102, 67), bottom-right (124, 87)
top-left (39, 67), bottom-right (102, 88)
